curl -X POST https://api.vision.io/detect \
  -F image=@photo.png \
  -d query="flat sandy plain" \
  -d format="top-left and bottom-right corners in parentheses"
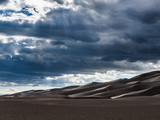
top-left (0, 96), bottom-right (160, 120)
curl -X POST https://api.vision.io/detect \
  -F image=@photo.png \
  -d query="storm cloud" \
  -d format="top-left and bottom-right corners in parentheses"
top-left (0, 0), bottom-right (160, 86)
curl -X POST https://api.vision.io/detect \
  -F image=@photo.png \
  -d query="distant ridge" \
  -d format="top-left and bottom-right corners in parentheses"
top-left (2, 71), bottom-right (160, 99)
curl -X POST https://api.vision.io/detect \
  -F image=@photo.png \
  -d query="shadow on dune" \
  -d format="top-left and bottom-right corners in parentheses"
top-left (2, 71), bottom-right (160, 99)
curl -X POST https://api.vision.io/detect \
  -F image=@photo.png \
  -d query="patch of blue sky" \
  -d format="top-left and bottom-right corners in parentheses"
top-left (117, 74), bottom-right (137, 79)
top-left (0, 6), bottom-right (35, 17)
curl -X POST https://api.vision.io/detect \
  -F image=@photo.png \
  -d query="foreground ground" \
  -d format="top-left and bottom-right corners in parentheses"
top-left (0, 97), bottom-right (160, 120)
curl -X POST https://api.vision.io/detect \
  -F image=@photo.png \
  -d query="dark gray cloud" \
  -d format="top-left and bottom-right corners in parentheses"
top-left (45, 0), bottom-right (64, 4)
top-left (0, 0), bottom-right (8, 4)
top-left (53, 0), bottom-right (64, 4)
top-left (0, 8), bottom-right (100, 43)
top-left (0, 0), bottom-right (160, 84)
top-left (126, 9), bottom-right (160, 24)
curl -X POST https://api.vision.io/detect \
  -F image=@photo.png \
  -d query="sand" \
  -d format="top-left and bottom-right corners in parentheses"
top-left (0, 97), bottom-right (160, 120)
top-left (1, 71), bottom-right (160, 120)
top-left (4, 71), bottom-right (160, 99)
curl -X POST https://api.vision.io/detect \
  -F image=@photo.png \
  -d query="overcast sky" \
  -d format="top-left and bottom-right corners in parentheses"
top-left (0, 0), bottom-right (160, 94)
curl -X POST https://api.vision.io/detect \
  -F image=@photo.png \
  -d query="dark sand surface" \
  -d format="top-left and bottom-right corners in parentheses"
top-left (0, 97), bottom-right (160, 120)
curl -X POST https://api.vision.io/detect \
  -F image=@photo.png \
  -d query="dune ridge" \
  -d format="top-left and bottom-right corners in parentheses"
top-left (3, 71), bottom-right (160, 99)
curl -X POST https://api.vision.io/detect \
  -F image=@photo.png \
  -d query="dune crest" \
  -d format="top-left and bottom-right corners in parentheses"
top-left (3, 71), bottom-right (160, 99)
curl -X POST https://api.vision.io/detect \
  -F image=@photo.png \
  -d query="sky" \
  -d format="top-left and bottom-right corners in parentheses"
top-left (0, 0), bottom-right (160, 94)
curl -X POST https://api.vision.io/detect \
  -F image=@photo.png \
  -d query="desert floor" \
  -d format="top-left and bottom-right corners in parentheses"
top-left (0, 97), bottom-right (160, 120)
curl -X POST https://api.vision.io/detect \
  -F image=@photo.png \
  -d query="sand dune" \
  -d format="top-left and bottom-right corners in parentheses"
top-left (1, 71), bottom-right (160, 120)
top-left (3, 71), bottom-right (160, 99)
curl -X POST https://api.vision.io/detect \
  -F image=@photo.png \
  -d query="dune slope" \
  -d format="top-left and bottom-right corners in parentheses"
top-left (3, 71), bottom-right (160, 99)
